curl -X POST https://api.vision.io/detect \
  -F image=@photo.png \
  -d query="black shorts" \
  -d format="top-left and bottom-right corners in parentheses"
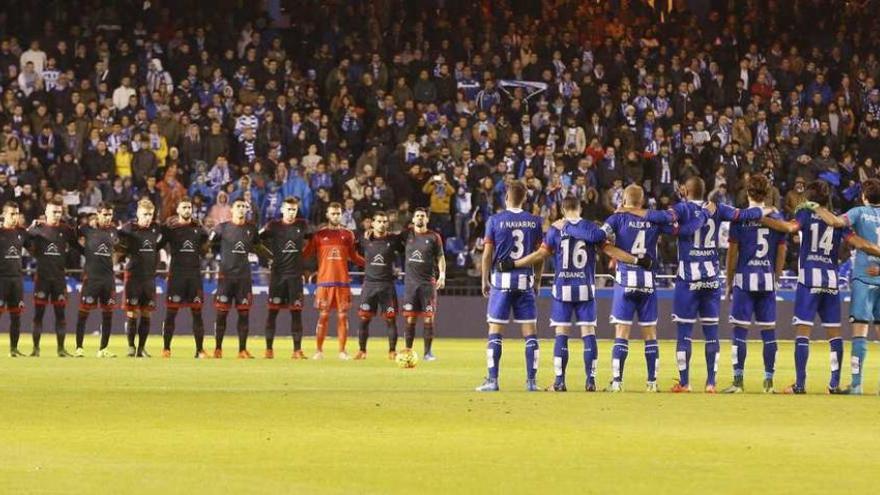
top-left (0, 277), bottom-right (24, 313)
top-left (402, 282), bottom-right (436, 318)
top-left (214, 276), bottom-right (253, 311)
top-left (268, 273), bottom-right (304, 311)
top-left (124, 275), bottom-right (157, 312)
top-left (34, 275), bottom-right (67, 307)
top-left (358, 282), bottom-right (398, 319)
top-left (80, 277), bottom-right (116, 311)
top-left (166, 273), bottom-right (204, 309)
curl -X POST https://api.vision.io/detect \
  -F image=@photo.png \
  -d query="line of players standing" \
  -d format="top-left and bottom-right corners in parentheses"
top-left (477, 177), bottom-right (880, 395)
top-left (1, 196), bottom-right (446, 361)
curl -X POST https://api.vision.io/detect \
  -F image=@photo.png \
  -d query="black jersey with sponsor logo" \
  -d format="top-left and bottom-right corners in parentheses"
top-left (79, 225), bottom-right (120, 281)
top-left (161, 219), bottom-right (209, 275)
top-left (118, 222), bottom-right (162, 279)
top-left (0, 228), bottom-right (25, 278)
top-left (362, 233), bottom-right (405, 283)
top-left (210, 221), bottom-right (261, 279)
top-left (403, 229), bottom-right (443, 285)
top-left (260, 218), bottom-right (308, 276)
top-left (26, 223), bottom-right (77, 281)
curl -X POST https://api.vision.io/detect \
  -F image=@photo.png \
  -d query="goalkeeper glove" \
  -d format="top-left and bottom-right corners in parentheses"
top-left (796, 201), bottom-right (819, 213)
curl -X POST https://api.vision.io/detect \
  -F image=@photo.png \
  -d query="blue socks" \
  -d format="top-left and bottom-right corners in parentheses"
top-left (645, 339), bottom-right (659, 382)
top-left (525, 335), bottom-right (539, 380)
top-left (794, 336), bottom-right (809, 389)
top-left (851, 336), bottom-right (867, 387)
top-left (583, 334), bottom-right (597, 382)
top-left (732, 327), bottom-right (748, 377)
top-left (553, 334), bottom-right (569, 385)
top-left (676, 323), bottom-right (693, 385)
top-left (612, 338), bottom-right (629, 382)
top-left (761, 329), bottom-right (777, 380)
top-left (829, 337), bottom-right (843, 389)
top-left (704, 324), bottom-right (720, 386)
top-left (487, 333), bottom-right (502, 380)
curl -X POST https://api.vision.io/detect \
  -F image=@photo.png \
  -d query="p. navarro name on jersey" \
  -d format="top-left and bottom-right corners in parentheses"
top-left (497, 220), bottom-right (540, 229)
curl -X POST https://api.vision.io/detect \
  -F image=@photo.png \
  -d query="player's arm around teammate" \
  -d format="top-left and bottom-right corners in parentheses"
top-left (476, 182), bottom-right (544, 391)
top-left (605, 186), bottom-right (678, 392)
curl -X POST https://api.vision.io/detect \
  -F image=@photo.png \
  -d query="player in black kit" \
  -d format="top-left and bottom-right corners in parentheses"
top-left (160, 197), bottom-right (210, 358)
top-left (259, 197), bottom-right (309, 359)
top-left (209, 198), bottom-right (272, 358)
top-left (26, 199), bottom-right (77, 357)
top-left (76, 203), bottom-right (121, 358)
top-left (356, 211), bottom-right (405, 360)
top-left (0, 202), bottom-right (27, 357)
top-left (402, 208), bottom-right (446, 361)
top-left (118, 199), bottom-right (162, 358)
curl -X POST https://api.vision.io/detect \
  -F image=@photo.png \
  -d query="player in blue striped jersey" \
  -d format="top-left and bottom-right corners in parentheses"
top-left (722, 174), bottom-right (787, 394)
top-left (810, 177), bottom-right (880, 394)
top-left (601, 185), bottom-right (679, 392)
top-left (476, 182), bottom-right (544, 392)
top-left (497, 196), bottom-right (647, 391)
top-left (761, 180), bottom-right (880, 394)
top-left (665, 177), bottom-right (770, 393)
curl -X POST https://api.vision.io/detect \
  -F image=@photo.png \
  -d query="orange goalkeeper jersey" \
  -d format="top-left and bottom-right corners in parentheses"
top-left (303, 227), bottom-right (365, 287)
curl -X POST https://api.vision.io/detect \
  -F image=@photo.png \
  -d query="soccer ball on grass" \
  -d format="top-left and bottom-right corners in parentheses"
top-left (395, 350), bottom-right (419, 368)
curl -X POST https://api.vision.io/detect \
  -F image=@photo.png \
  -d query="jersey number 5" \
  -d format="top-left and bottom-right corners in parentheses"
top-left (755, 228), bottom-right (769, 258)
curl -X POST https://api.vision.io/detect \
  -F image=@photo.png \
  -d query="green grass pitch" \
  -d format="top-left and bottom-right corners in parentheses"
top-left (2, 335), bottom-right (879, 494)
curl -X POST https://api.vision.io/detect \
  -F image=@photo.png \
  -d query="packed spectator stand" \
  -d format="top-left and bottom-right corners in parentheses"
top-left (0, 0), bottom-right (879, 285)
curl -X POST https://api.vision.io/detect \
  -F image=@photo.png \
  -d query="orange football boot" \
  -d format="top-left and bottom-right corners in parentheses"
top-left (213, 348), bottom-right (223, 359)
top-left (670, 383), bottom-right (691, 393)
top-left (264, 349), bottom-right (275, 359)
top-left (238, 350), bottom-right (255, 359)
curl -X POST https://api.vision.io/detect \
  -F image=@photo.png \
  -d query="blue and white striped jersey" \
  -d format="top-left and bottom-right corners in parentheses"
top-left (602, 209), bottom-right (675, 289)
top-left (794, 209), bottom-right (851, 289)
top-left (730, 212), bottom-right (786, 291)
top-left (485, 209), bottom-right (543, 291)
top-left (666, 201), bottom-right (763, 282)
top-left (543, 219), bottom-right (606, 302)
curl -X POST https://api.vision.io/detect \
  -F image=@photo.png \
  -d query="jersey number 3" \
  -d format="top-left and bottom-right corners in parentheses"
top-left (510, 229), bottom-right (525, 259)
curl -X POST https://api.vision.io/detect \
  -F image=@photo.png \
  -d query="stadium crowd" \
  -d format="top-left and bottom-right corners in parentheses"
top-left (0, 0), bottom-right (879, 279)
